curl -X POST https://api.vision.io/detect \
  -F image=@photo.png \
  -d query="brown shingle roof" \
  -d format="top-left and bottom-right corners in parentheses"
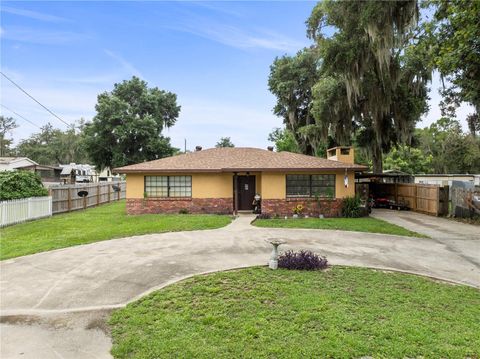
top-left (113, 147), bottom-right (367, 173)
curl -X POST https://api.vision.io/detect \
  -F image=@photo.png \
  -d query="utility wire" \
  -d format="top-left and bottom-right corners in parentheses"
top-left (0, 104), bottom-right (42, 129)
top-left (0, 71), bottom-right (70, 126)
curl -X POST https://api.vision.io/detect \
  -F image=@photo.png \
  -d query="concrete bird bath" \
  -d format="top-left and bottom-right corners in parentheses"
top-left (265, 238), bottom-right (286, 270)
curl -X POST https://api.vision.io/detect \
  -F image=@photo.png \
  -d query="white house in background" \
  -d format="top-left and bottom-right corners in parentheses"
top-left (59, 164), bottom-right (121, 183)
top-left (414, 174), bottom-right (480, 187)
top-left (0, 157), bottom-right (39, 171)
top-left (97, 166), bottom-right (121, 182)
top-left (59, 163), bottom-right (97, 183)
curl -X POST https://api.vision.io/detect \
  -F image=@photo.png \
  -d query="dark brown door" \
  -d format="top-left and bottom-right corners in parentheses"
top-left (237, 176), bottom-right (256, 210)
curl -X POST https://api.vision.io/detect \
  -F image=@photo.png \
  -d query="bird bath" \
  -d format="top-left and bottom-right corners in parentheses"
top-left (265, 238), bottom-right (286, 270)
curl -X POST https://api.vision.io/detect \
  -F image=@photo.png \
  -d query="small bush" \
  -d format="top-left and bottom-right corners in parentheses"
top-left (256, 213), bottom-right (271, 219)
top-left (278, 250), bottom-right (328, 270)
top-left (178, 208), bottom-right (189, 214)
top-left (0, 170), bottom-right (48, 200)
top-left (342, 196), bottom-right (361, 218)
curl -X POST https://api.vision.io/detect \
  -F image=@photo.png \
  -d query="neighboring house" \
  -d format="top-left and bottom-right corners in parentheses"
top-left (0, 157), bottom-right (62, 184)
top-left (414, 174), bottom-right (480, 187)
top-left (98, 166), bottom-right (121, 182)
top-left (114, 146), bottom-right (366, 216)
top-left (0, 157), bottom-right (38, 171)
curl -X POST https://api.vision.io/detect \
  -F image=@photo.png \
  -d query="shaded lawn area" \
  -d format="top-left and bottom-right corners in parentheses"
top-left (0, 201), bottom-right (231, 260)
top-left (109, 267), bottom-right (480, 359)
top-left (254, 217), bottom-right (426, 237)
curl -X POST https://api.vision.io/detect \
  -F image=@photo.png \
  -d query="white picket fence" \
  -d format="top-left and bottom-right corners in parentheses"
top-left (0, 196), bottom-right (52, 227)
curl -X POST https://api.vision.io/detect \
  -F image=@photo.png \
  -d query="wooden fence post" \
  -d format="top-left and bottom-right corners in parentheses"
top-left (97, 183), bottom-right (100, 206)
top-left (67, 187), bottom-right (72, 212)
top-left (108, 184), bottom-right (111, 203)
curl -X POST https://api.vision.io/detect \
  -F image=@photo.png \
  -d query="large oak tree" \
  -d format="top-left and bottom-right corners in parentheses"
top-left (84, 77), bottom-right (180, 169)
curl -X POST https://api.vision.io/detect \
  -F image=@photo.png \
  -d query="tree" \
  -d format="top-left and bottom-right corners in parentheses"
top-left (383, 145), bottom-right (433, 175)
top-left (0, 116), bottom-right (18, 157)
top-left (306, 0), bottom-right (430, 173)
top-left (422, 0), bottom-right (480, 117)
top-left (415, 118), bottom-right (480, 173)
top-left (268, 49), bottom-right (319, 155)
top-left (215, 137), bottom-right (235, 148)
top-left (0, 170), bottom-right (48, 200)
top-left (268, 127), bottom-right (300, 153)
top-left (16, 121), bottom-right (88, 165)
top-left (84, 76), bottom-right (180, 169)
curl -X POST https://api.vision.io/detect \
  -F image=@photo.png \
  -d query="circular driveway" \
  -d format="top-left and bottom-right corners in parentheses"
top-left (1, 213), bottom-right (479, 358)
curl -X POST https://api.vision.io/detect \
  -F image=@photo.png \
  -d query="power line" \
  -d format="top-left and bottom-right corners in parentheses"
top-left (0, 71), bottom-right (70, 126)
top-left (0, 104), bottom-right (42, 129)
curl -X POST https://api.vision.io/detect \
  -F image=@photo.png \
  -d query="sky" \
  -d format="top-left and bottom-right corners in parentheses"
top-left (0, 1), bottom-right (474, 152)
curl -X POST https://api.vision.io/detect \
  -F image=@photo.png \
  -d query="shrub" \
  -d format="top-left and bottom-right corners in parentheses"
top-left (256, 213), bottom-right (271, 219)
top-left (342, 196), bottom-right (361, 218)
top-left (178, 208), bottom-right (189, 214)
top-left (278, 250), bottom-right (328, 270)
top-left (0, 170), bottom-right (48, 201)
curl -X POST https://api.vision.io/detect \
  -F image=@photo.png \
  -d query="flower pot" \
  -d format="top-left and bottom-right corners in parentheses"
top-left (293, 214), bottom-right (299, 219)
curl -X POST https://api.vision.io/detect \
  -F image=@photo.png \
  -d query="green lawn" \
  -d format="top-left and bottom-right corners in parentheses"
top-left (254, 217), bottom-right (426, 237)
top-left (109, 267), bottom-right (480, 359)
top-left (0, 201), bottom-right (231, 260)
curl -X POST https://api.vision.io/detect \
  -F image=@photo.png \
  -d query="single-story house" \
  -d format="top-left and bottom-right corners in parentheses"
top-left (0, 157), bottom-right (62, 184)
top-left (0, 157), bottom-right (38, 171)
top-left (114, 146), bottom-right (366, 217)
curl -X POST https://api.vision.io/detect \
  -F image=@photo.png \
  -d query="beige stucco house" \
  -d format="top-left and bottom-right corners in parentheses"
top-left (114, 146), bottom-right (366, 216)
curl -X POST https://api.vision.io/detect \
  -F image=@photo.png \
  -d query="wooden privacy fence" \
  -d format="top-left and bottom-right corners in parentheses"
top-left (369, 183), bottom-right (449, 216)
top-left (0, 196), bottom-right (52, 227)
top-left (48, 181), bottom-right (126, 214)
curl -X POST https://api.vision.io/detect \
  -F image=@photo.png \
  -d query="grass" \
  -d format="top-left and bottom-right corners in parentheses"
top-left (254, 217), bottom-right (427, 237)
top-left (0, 201), bottom-right (231, 260)
top-left (109, 266), bottom-right (480, 359)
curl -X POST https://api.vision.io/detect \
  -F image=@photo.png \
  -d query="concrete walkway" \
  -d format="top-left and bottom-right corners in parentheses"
top-left (1, 214), bottom-right (479, 358)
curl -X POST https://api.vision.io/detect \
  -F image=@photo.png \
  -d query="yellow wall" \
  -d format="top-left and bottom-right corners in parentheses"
top-left (260, 172), bottom-right (285, 199)
top-left (126, 172), bottom-right (233, 199)
top-left (126, 173), bottom-right (145, 198)
top-left (126, 170), bottom-right (356, 199)
top-left (192, 173), bottom-right (232, 198)
top-left (260, 170), bottom-right (355, 199)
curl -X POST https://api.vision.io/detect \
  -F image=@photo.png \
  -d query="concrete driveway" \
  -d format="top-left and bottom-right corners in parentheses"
top-left (1, 214), bottom-right (479, 358)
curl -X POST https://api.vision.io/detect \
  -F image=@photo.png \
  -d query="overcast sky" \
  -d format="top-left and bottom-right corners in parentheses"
top-left (0, 1), bottom-right (474, 151)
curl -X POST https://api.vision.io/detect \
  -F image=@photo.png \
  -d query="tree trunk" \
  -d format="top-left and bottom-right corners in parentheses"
top-left (372, 143), bottom-right (383, 174)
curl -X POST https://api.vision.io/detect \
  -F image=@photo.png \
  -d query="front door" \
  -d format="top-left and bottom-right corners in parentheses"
top-left (237, 175), bottom-right (256, 211)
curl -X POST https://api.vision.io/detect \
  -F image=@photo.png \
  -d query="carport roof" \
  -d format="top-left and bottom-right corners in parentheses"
top-left (114, 147), bottom-right (367, 173)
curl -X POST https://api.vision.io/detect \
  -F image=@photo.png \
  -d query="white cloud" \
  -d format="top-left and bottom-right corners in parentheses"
top-left (1, 26), bottom-right (89, 45)
top-left (167, 97), bottom-right (280, 151)
top-left (167, 18), bottom-right (307, 52)
top-left (1, 6), bottom-right (70, 23)
top-left (104, 49), bottom-right (143, 79)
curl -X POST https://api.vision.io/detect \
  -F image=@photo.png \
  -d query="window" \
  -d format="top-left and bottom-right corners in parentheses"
top-left (145, 176), bottom-right (192, 198)
top-left (286, 174), bottom-right (335, 198)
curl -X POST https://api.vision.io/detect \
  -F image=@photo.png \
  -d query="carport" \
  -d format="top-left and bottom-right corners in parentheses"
top-left (356, 173), bottom-right (449, 216)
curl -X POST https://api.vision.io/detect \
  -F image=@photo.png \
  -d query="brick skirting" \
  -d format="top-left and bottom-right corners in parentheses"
top-left (127, 198), bottom-right (233, 215)
top-left (261, 198), bottom-right (343, 218)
